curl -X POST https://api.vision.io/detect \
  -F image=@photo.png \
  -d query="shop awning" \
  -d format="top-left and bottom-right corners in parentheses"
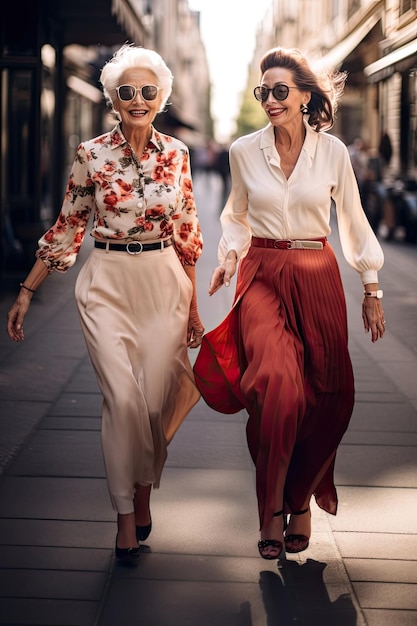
top-left (67, 75), bottom-right (103, 103)
top-left (314, 12), bottom-right (381, 70)
top-left (364, 38), bottom-right (417, 82)
top-left (45, 0), bottom-right (149, 47)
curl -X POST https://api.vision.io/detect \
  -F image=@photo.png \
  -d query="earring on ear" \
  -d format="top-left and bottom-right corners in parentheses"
top-left (300, 103), bottom-right (309, 114)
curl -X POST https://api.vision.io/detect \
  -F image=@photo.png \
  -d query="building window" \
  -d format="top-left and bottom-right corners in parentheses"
top-left (399, 0), bottom-right (416, 15)
top-left (1, 4), bottom-right (38, 57)
top-left (409, 70), bottom-right (417, 172)
top-left (347, 0), bottom-right (361, 20)
top-left (331, 0), bottom-right (342, 20)
top-left (7, 70), bottom-right (36, 210)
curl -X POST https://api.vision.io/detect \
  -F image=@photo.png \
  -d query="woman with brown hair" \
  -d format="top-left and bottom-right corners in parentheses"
top-left (195, 47), bottom-right (385, 559)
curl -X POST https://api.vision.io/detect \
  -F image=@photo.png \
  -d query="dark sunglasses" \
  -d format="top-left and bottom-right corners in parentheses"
top-left (116, 84), bottom-right (160, 102)
top-left (253, 83), bottom-right (298, 103)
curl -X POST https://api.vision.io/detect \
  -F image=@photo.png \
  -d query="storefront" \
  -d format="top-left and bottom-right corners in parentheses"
top-left (314, 8), bottom-right (384, 146)
top-left (0, 0), bottom-right (149, 278)
top-left (365, 38), bottom-right (417, 177)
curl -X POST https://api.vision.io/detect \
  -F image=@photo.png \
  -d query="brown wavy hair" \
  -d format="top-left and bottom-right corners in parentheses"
top-left (259, 47), bottom-right (347, 132)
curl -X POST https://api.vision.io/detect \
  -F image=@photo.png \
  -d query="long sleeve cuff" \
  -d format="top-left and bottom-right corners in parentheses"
top-left (360, 269), bottom-right (379, 285)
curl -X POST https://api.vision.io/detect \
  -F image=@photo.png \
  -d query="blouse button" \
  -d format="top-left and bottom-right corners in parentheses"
top-left (137, 202), bottom-right (143, 209)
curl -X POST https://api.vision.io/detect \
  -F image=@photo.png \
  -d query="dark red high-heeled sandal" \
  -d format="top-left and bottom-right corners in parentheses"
top-left (258, 510), bottom-right (286, 560)
top-left (284, 508), bottom-right (310, 554)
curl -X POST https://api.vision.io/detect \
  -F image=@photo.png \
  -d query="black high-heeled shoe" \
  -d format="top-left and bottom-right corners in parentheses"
top-left (258, 510), bottom-right (286, 560)
top-left (136, 520), bottom-right (152, 542)
top-left (115, 536), bottom-right (140, 562)
top-left (284, 508), bottom-right (310, 553)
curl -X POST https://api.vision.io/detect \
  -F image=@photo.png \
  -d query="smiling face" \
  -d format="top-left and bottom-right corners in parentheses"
top-left (260, 67), bottom-right (310, 131)
top-left (114, 68), bottom-right (163, 133)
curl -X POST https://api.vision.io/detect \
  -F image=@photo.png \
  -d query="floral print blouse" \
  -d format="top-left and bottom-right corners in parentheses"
top-left (37, 124), bottom-right (203, 272)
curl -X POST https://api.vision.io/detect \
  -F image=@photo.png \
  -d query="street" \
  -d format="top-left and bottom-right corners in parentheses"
top-left (0, 170), bottom-right (416, 626)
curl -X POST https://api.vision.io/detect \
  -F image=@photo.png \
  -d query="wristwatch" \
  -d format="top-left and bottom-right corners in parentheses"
top-left (364, 289), bottom-right (383, 299)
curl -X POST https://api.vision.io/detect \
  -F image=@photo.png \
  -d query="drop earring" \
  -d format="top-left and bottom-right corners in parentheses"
top-left (300, 103), bottom-right (309, 114)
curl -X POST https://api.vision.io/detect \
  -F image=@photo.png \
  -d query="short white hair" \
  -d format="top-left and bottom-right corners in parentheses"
top-left (100, 44), bottom-right (173, 114)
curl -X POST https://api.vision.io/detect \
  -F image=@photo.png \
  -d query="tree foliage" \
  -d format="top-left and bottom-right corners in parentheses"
top-left (234, 68), bottom-right (267, 139)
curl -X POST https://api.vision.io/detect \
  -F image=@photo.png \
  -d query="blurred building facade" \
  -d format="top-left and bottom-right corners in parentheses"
top-left (250, 0), bottom-right (416, 178)
top-left (0, 0), bottom-right (210, 277)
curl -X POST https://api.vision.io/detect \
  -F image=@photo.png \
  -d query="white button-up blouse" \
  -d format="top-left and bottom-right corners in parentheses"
top-left (218, 120), bottom-right (383, 285)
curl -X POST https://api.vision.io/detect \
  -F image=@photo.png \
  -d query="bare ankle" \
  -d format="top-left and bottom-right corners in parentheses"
top-left (117, 512), bottom-right (137, 548)
top-left (134, 484), bottom-right (152, 525)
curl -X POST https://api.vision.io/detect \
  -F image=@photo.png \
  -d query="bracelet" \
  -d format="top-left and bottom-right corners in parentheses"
top-left (19, 282), bottom-right (36, 294)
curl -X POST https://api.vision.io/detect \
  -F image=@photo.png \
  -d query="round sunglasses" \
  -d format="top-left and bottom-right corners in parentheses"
top-left (253, 83), bottom-right (299, 103)
top-left (116, 84), bottom-right (160, 102)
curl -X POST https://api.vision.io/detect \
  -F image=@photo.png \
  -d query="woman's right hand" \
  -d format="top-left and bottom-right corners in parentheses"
top-left (208, 251), bottom-right (237, 295)
top-left (7, 259), bottom-right (48, 341)
top-left (7, 292), bottom-right (32, 342)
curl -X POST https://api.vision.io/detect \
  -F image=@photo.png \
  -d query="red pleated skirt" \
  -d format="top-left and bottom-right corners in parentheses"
top-left (194, 241), bottom-right (355, 529)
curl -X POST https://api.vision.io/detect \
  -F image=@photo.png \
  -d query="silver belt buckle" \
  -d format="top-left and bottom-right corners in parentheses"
top-left (126, 241), bottom-right (143, 255)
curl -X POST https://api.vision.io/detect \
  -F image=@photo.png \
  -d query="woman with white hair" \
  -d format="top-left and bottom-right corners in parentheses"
top-left (7, 45), bottom-right (204, 562)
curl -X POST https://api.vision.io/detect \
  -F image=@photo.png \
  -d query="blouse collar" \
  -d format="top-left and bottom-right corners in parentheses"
top-left (109, 123), bottom-right (164, 152)
top-left (259, 118), bottom-right (318, 165)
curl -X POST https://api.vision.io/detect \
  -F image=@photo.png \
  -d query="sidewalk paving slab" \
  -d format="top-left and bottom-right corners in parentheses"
top-left (0, 173), bottom-right (416, 625)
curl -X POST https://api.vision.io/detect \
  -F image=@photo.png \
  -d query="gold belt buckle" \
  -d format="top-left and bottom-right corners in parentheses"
top-left (291, 240), bottom-right (323, 250)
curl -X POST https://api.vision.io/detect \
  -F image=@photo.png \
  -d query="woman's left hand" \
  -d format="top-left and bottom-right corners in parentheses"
top-left (187, 304), bottom-right (204, 348)
top-left (362, 296), bottom-right (386, 342)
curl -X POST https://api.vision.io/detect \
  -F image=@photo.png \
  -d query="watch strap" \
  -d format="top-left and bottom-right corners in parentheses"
top-left (364, 289), bottom-right (383, 298)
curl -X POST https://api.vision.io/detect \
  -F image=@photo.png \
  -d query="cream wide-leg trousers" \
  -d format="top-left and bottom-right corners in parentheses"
top-left (75, 244), bottom-right (200, 514)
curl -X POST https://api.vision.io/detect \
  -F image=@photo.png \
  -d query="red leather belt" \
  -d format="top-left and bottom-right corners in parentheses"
top-left (251, 237), bottom-right (327, 250)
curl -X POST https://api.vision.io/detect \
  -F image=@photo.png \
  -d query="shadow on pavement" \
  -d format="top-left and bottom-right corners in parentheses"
top-left (260, 559), bottom-right (358, 626)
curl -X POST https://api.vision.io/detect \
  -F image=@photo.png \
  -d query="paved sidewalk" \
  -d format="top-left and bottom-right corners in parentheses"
top-left (0, 172), bottom-right (416, 626)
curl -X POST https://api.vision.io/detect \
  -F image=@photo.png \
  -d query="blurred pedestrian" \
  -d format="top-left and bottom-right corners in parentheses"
top-left (194, 47), bottom-right (385, 560)
top-left (378, 130), bottom-right (393, 168)
top-left (376, 130), bottom-right (396, 239)
top-left (348, 137), bottom-right (369, 204)
top-left (215, 143), bottom-right (231, 211)
top-left (7, 44), bottom-right (204, 562)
